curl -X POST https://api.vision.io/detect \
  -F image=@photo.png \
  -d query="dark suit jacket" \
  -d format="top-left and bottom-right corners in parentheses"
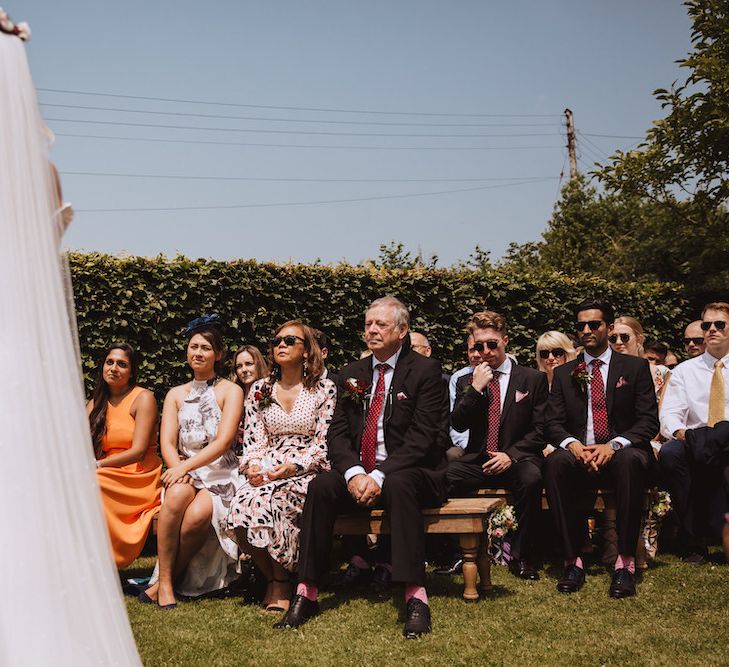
top-left (327, 339), bottom-right (448, 477)
top-left (451, 363), bottom-right (549, 463)
top-left (545, 351), bottom-right (659, 453)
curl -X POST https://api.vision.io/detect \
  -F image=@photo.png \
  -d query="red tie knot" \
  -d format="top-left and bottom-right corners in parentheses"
top-left (376, 363), bottom-right (390, 373)
top-left (591, 359), bottom-right (603, 369)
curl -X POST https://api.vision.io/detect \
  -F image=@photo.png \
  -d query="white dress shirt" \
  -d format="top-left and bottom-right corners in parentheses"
top-left (344, 347), bottom-right (402, 488)
top-left (449, 365), bottom-right (474, 449)
top-left (560, 347), bottom-right (631, 449)
top-left (660, 350), bottom-right (729, 439)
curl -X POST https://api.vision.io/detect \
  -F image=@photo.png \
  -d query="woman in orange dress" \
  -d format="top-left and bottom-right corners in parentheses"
top-left (87, 343), bottom-right (162, 568)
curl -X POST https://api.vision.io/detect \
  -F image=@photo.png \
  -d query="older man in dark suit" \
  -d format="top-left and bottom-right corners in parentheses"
top-left (446, 311), bottom-right (549, 580)
top-left (274, 296), bottom-right (448, 638)
top-left (544, 298), bottom-right (659, 598)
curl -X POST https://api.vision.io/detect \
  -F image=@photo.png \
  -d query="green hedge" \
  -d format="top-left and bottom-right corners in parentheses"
top-left (69, 252), bottom-right (686, 399)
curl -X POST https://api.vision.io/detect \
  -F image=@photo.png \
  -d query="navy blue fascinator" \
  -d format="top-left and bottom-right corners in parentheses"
top-left (184, 314), bottom-right (223, 338)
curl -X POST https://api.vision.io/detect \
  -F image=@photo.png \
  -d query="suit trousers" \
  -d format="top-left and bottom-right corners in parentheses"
top-left (445, 457), bottom-right (543, 561)
top-left (543, 446), bottom-right (651, 560)
top-left (297, 468), bottom-right (446, 586)
top-left (659, 439), bottom-right (729, 547)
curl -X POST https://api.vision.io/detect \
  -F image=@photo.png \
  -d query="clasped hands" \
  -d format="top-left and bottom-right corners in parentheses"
top-left (348, 473), bottom-right (381, 507)
top-left (161, 462), bottom-right (193, 488)
top-left (245, 462), bottom-right (298, 487)
top-left (567, 441), bottom-right (615, 472)
top-left (482, 451), bottom-right (512, 475)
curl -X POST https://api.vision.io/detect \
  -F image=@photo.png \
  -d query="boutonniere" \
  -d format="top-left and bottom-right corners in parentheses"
top-left (396, 391), bottom-right (408, 401)
top-left (343, 377), bottom-right (369, 404)
top-left (571, 361), bottom-right (592, 390)
top-left (254, 382), bottom-right (279, 410)
top-left (515, 390), bottom-right (529, 403)
top-left (615, 376), bottom-right (629, 389)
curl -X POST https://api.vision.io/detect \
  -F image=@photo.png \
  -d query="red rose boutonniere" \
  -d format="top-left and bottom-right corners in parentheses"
top-left (571, 361), bottom-right (592, 390)
top-left (254, 382), bottom-right (279, 410)
top-left (343, 377), bottom-right (369, 404)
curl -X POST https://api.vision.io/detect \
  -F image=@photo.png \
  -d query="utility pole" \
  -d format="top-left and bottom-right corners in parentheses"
top-left (564, 108), bottom-right (578, 179)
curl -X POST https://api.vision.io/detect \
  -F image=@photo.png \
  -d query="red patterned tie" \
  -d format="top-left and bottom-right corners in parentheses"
top-left (486, 371), bottom-right (501, 453)
top-left (360, 363), bottom-right (390, 472)
top-left (590, 359), bottom-right (611, 443)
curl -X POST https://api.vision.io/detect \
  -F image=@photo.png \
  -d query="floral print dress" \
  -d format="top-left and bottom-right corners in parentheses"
top-left (227, 378), bottom-right (336, 571)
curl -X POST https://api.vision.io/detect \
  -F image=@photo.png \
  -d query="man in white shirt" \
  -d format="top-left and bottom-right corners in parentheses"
top-left (659, 302), bottom-right (729, 563)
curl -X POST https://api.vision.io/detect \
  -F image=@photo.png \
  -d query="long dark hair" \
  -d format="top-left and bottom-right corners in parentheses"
top-left (89, 343), bottom-right (138, 458)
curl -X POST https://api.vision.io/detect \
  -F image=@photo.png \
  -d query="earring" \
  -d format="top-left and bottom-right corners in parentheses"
top-left (303, 360), bottom-right (309, 377)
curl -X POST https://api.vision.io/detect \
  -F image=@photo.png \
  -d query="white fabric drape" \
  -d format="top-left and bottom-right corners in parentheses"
top-left (0, 32), bottom-right (141, 666)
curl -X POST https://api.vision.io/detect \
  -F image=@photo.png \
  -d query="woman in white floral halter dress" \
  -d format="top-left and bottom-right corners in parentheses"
top-left (142, 316), bottom-right (244, 608)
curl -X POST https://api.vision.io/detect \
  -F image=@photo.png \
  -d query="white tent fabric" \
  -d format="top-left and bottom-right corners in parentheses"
top-left (0, 27), bottom-right (141, 667)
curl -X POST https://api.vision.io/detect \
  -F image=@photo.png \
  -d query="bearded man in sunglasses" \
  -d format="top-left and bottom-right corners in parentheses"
top-left (544, 298), bottom-right (659, 598)
top-left (446, 311), bottom-right (549, 580)
top-left (659, 302), bottom-right (729, 564)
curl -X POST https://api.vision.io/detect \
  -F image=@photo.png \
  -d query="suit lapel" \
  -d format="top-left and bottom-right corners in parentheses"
top-left (605, 351), bottom-right (621, 417)
top-left (571, 353), bottom-right (589, 440)
top-left (499, 365), bottom-right (519, 425)
top-left (385, 349), bottom-right (413, 426)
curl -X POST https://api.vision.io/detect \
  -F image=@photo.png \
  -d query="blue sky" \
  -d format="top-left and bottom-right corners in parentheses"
top-left (21, 1), bottom-right (691, 264)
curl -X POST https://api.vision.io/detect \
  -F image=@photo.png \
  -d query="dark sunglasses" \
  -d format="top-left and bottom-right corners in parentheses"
top-left (666, 363), bottom-right (678, 370)
top-left (700, 320), bottom-right (727, 331)
top-left (270, 335), bottom-right (304, 347)
top-left (473, 340), bottom-right (499, 352)
top-left (539, 348), bottom-right (566, 359)
top-left (682, 337), bottom-right (704, 345)
top-left (608, 333), bottom-right (631, 344)
top-left (575, 320), bottom-right (603, 332)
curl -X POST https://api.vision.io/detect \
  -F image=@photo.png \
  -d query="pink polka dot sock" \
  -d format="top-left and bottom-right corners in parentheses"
top-left (296, 581), bottom-right (318, 602)
top-left (615, 554), bottom-right (635, 574)
top-left (405, 585), bottom-right (428, 605)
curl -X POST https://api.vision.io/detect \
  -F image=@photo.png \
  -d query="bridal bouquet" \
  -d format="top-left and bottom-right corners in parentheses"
top-left (487, 504), bottom-right (518, 565)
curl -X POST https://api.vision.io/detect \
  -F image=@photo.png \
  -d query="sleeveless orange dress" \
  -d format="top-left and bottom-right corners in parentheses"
top-left (96, 386), bottom-right (162, 568)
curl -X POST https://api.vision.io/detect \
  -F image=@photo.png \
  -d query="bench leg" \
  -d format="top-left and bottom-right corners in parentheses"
top-left (458, 534), bottom-right (479, 602)
top-left (477, 533), bottom-right (492, 594)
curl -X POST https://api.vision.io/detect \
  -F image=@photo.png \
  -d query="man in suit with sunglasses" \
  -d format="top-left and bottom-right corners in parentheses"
top-left (544, 298), bottom-right (659, 598)
top-left (659, 302), bottom-right (729, 563)
top-left (446, 311), bottom-right (549, 580)
top-left (275, 296), bottom-right (448, 638)
top-left (682, 320), bottom-right (707, 358)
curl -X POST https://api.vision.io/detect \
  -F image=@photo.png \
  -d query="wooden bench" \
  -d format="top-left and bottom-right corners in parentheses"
top-left (333, 496), bottom-right (505, 602)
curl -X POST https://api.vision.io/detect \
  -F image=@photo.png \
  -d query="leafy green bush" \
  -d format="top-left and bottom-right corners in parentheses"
top-left (69, 252), bottom-right (685, 398)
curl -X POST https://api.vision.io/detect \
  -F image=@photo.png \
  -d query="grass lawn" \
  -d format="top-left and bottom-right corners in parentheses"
top-left (124, 553), bottom-right (729, 666)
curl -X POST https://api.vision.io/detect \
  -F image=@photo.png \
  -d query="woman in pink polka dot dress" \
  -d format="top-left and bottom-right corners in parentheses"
top-left (228, 320), bottom-right (336, 613)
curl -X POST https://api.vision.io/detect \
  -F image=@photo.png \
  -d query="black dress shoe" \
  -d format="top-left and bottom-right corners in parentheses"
top-left (508, 559), bottom-right (540, 581)
top-left (273, 594), bottom-right (320, 629)
top-left (556, 564), bottom-right (585, 593)
top-left (433, 557), bottom-right (463, 576)
top-left (609, 568), bottom-right (636, 598)
top-left (681, 551), bottom-right (708, 565)
top-left (332, 562), bottom-right (371, 589)
top-left (403, 598), bottom-right (432, 639)
top-left (368, 565), bottom-right (393, 594)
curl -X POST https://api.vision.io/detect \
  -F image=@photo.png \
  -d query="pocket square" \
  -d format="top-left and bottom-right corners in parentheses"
top-left (515, 390), bottom-right (529, 403)
top-left (396, 391), bottom-right (408, 401)
top-left (615, 376), bottom-right (629, 389)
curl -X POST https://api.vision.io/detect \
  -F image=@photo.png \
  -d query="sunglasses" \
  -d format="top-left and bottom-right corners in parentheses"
top-left (538, 348), bottom-right (566, 359)
top-left (666, 363), bottom-right (678, 370)
top-left (682, 337), bottom-right (704, 345)
top-left (473, 340), bottom-right (499, 352)
top-left (270, 335), bottom-right (304, 347)
top-left (608, 333), bottom-right (631, 344)
top-left (700, 320), bottom-right (727, 331)
top-left (575, 320), bottom-right (603, 332)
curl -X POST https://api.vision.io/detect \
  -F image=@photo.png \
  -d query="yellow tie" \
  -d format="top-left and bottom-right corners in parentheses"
top-left (707, 359), bottom-right (726, 427)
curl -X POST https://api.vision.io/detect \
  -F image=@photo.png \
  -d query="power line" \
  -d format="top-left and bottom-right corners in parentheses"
top-left (40, 102), bottom-right (559, 129)
top-left (45, 117), bottom-right (561, 139)
top-left (59, 170), bottom-right (556, 184)
top-left (582, 132), bottom-right (643, 140)
top-left (55, 132), bottom-right (564, 151)
top-left (576, 130), bottom-right (611, 160)
top-left (38, 87), bottom-right (562, 118)
top-left (75, 177), bottom-right (558, 213)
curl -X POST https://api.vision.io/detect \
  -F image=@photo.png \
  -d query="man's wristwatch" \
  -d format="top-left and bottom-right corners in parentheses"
top-left (609, 440), bottom-right (624, 452)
